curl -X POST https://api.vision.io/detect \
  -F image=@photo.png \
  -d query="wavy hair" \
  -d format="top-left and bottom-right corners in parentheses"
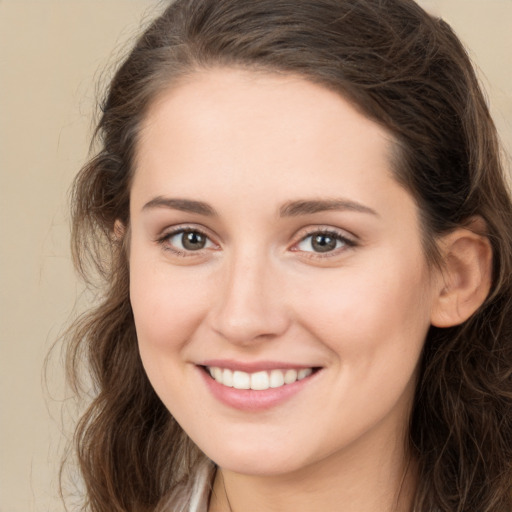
top-left (65, 0), bottom-right (512, 510)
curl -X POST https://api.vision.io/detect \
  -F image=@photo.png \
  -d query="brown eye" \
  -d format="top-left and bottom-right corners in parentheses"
top-left (296, 230), bottom-right (354, 254)
top-left (163, 229), bottom-right (214, 253)
top-left (311, 234), bottom-right (338, 253)
top-left (181, 230), bottom-right (207, 250)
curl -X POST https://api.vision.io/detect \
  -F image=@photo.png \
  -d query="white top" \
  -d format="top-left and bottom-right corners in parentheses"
top-left (159, 459), bottom-right (215, 512)
top-left (188, 460), bottom-right (215, 512)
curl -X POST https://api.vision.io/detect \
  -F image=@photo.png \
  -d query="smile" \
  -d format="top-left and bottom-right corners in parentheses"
top-left (206, 366), bottom-right (314, 390)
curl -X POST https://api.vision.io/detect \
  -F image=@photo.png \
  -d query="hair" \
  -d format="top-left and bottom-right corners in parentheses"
top-left (65, 0), bottom-right (512, 510)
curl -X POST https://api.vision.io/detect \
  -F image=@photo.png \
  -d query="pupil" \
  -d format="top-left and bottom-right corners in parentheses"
top-left (182, 231), bottom-right (206, 250)
top-left (312, 234), bottom-right (337, 253)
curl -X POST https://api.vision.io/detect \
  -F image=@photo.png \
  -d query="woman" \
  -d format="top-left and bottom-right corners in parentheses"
top-left (66, 0), bottom-right (512, 510)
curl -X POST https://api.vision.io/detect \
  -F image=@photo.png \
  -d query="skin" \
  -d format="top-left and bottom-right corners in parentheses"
top-left (128, 68), bottom-right (457, 511)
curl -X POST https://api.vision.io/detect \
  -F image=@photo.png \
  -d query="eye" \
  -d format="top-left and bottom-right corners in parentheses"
top-left (159, 228), bottom-right (216, 254)
top-left (296, 230), bottom-right (354, 254)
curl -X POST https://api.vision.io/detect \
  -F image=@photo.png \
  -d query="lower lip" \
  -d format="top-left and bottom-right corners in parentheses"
top-left (198, 367), bottom-right (319, 411)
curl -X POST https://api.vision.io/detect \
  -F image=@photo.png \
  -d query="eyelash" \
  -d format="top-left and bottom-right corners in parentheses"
top-left (156, 225), bottom-right (217, 256)
top-left (156, 225), bottom-right (357, 258)
top-left (293, 228), bottom-right (357, 258)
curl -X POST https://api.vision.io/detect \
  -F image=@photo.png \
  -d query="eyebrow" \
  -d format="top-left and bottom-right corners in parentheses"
top-left (279, 198), bottom-right (379, 217)
top-left (141, 196), bottom-right (378, 218)
top-left (142, 196), bottom-right (217, 216)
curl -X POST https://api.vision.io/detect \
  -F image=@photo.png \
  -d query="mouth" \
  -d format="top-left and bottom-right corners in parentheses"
top-left (202, 366), bottom-right (319, 391)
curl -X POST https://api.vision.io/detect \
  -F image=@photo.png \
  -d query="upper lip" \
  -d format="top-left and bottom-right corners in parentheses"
top-left (199, 359), bottom-right (320, 372)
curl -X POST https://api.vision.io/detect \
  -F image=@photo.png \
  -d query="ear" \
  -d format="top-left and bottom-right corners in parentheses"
top-left (113, 219), bottom-right (126, 242)
top-left (431, 218), bottom-right (492, 328)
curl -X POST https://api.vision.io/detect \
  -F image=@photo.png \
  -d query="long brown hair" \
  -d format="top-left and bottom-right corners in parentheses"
top-left (65, 1), bottom-right (512, 510)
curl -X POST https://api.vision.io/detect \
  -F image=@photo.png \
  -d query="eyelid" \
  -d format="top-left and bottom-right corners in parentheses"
top-left (155, 224), bottom-right (219, 256)
top-left (290, 226), bottom-right (358, 256)
top-left (154, 223), bottom-right (358, 259)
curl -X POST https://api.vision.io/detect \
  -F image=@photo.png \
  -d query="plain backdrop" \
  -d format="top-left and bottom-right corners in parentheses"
top-left (0, 1), bottom-right (511, 510)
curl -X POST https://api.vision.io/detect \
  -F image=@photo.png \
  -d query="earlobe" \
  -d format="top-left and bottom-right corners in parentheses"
top-left (430, 219), bottom-right (493, 328)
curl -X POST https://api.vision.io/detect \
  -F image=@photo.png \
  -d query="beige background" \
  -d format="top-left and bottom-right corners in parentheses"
top-left (0, 1), bottom-right (510, 511)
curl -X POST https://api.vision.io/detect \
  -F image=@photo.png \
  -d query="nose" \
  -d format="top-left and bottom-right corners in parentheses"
top-left (207, 252), bottom-right (290, 346)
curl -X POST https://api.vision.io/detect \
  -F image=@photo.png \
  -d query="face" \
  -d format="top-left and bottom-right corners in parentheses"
top-left (129, 69), bottom-right (438, 477)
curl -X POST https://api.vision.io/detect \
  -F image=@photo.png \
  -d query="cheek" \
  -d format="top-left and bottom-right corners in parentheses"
top-left (294, 252), bottom-right (433, 360)
top-left (129, 252), bottom-right (210, 357)
top-left (129, 258), bottom-right (213, 412)
top-left (296, 258), bottom-right (431, 434)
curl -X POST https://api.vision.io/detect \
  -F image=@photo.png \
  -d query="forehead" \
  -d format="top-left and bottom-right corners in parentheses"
top-left (132, 68), bottom-right (410, 217)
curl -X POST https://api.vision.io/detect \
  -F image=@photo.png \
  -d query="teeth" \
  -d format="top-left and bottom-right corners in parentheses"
top-left (213, 367), bottom-right (223, 381)
top-left (206, 367), bottom-right (314, 390)
top-left (222, 368), bottom-right (233, 387)
top-left (284, 369), bottom-right (298, 384)
top-left (269, 369), bottom-right (285, 388)
top-left (250, 371), bottom-right (269, 390)
top-left (298, 368), bottom-right (313, 380)
top-left (233, 370), bottom-right (250, 389)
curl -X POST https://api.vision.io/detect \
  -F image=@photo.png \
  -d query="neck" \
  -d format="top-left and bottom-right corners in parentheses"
top-left (208, 432), bottom-right (417, 512)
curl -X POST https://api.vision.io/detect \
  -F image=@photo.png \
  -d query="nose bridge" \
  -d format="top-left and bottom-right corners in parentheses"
top-left (209, 246), bottom-right (289, 344)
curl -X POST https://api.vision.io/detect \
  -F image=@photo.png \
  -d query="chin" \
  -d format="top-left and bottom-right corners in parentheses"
top-left (197, 437), bottom-right (318, 477)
